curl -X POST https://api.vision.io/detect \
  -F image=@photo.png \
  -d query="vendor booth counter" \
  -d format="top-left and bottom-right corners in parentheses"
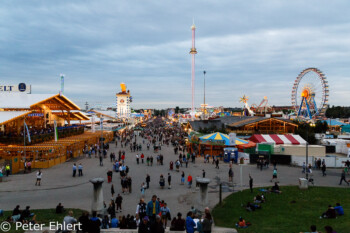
top-left (0, 131), bottom-right (113, 174)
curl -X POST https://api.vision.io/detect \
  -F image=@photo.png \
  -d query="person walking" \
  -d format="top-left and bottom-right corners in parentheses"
top-left (111, 184), bottom-right (115, 197)
top-left (99, 155), bottom-right (103, 166)
top-left (146, 174), bottom-right (150, 189)
top-left (249, 174), bottom-right (253, 193)
top-left (141, 153), bottom-right (144, 164)
top-left (160, 203), bottom-right (170, 228)
top-left (168, 173), bottom-right (172, 189)
top-left (35, 170), bottom-right (42, 186)
top-left (185, 211), bottom-right (196, 233)
top-left (228, 167), bottom-right (233, 182)
top-left (339, 170), bottom-right (349, 185)
top-left (322, 163), bottom-right (326, 176)
top-left (128, 176), bottom-right (132, 193)
top-left (271, 168), bottom-right (277, 182)
top-left (107, 170), bottom-right (113, 183)
top-left (181, 171), bottom-right (185, 185)
top-left (146, 195), bottom-right (160, 223)
top-left (27, 161), bottom-right (32, 173)
top-left (159, 175), bottom-right (165, 189)
top-left (72, 163), bottom-right (77, 177)
top-left (140, 183), bottom-right (146, 197)
top-left (202, 207), bottom-right (213, 233)
top-left (78, 163), bottom-right (83, 176)
top-left (215, 158), bottom-right (219, 169)
top-left (136, 154), bottom-right (140, 164)
top-left (150, 156), bottom-right (153, 166)
top-left (202, 169), bottom-right (206, 178)
top-left (136, 198), bottom-right (147, 220)
top-left (187, 174), bottom-right (192, 188)
top-left (5, 164), bottom-right (10, 177)
top-left (115, 194), bottom-right (123, 212)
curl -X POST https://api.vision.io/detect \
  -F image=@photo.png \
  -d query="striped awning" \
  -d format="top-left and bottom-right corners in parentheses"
top-left (249, 134), bottom-right (306, 145)
top-left (200, 132), bottom-right (248, 145)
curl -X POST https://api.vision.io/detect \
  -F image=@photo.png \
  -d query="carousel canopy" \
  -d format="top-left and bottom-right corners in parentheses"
top-left (199, 132), bottom-right (248, 145)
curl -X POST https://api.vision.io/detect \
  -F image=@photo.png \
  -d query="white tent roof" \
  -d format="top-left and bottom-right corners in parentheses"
top-left (0, 111), bottom-right (30, 124)
top-left (91, 110), bottom-right (117, 120)
top-left (0, 93), bottom-right (53, 109)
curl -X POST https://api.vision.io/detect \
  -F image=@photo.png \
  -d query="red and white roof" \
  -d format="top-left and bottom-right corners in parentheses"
top-left (249, 134), bottom-right (306, 145)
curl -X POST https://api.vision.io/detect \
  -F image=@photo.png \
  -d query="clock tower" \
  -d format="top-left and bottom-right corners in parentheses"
top-left (116, 83), bottom-right (132, 119)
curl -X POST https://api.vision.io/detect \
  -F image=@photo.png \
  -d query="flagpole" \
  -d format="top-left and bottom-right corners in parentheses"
top-left (24, 118), bottom-right (26, 167)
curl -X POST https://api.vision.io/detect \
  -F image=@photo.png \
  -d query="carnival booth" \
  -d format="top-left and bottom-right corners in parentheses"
top-left (224, 147), bottom-right (238, 163)
top-left (187, 132), bottom-right (251, 158)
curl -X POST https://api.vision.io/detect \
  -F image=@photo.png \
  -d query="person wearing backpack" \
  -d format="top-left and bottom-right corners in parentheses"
top-left (136, 198), bottom-right (147, 220)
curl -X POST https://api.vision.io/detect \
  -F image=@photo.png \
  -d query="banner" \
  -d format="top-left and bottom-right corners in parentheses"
top-left (54, 120), bottom-right (58, 142)
top-left (24, 121), bottom-right (31, 143)
top-left (229, 133), bottom-right (236, 146)
top-left (100, 118), bottom-right (104, 130)
top-left (91, 115), bottom-right (95, 133)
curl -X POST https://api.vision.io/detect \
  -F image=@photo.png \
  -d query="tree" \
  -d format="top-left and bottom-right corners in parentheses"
top-left (294, 121), bottom-right (317, 144)
top-left (326, 106), bottom-right (350, 118)
top-left (175, 106), bottom-right (180, 114)
top-left (314, 121), bottom-right (328, 133)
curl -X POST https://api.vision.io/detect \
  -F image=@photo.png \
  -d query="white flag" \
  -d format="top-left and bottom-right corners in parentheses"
top-left (24, 121), bottom-right (31, 143)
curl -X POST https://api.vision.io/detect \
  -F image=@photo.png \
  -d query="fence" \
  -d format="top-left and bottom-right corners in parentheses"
top-left (291, 155), bottom-right (350, 168)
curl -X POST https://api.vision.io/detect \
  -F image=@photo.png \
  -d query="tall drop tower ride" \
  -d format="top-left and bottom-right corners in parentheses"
top-left (189, 22), bottom-right (197, 118)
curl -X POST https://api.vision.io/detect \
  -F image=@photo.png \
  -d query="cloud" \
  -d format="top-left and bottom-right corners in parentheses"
top-left (0, 0), bottom-right (349, 109)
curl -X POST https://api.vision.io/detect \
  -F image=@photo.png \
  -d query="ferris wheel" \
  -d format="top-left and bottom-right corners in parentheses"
top-left (291, 68), bottom-right (329, 119)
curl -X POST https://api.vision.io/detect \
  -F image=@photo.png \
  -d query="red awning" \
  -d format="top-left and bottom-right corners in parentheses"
top-left (236, 141), bottom-right (256, 150)
top-left (249, 134), bottom-right (267, 143)
top-left (269, 134), bottom-right (284, 144)
top-left (284, 134), bottom-right (300, 145)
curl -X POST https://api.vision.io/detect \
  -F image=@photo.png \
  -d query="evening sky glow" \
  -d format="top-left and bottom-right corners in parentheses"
top-left (0, 0), bottom-right (349, 109)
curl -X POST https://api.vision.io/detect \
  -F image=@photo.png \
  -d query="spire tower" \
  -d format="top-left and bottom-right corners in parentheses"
top-left (189, 21), bottom-right (197, 118)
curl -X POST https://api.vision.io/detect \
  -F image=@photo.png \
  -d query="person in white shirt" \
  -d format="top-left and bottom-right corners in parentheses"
top-left (78, 164), bottom-right (83, 176)
top-left (136, 154), bottom-right (140, 164)
top-left (35, 170), bottom-right (42, 186)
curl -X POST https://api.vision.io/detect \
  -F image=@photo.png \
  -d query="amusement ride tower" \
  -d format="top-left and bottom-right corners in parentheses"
top-left (189, 21), bottom-right (197, 118)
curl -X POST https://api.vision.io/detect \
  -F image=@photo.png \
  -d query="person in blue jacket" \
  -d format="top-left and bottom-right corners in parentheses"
top-left (185, 211), bottom-right (196, 233)
top-left (334, 203), bottom-right (344, 215)
top-left (146, 195), bottom-right (160, 223)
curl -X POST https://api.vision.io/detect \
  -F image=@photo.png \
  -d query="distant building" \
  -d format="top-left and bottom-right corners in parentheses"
top-left (186, 116), bottom-right (298, 134)
top-left (116, 83), bottom-right (132, 119)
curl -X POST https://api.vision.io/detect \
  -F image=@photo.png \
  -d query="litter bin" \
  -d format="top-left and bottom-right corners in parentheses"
top-left (299, 178), bottom-right (308, 189)
top-left (240, 157), bottom-right (244, 164)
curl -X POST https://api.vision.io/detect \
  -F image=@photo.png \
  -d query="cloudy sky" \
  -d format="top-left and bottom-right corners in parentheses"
top-left (0, 1), bottom-right (349, 109)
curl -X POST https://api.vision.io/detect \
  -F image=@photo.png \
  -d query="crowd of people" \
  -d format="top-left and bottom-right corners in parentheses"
top-left (4, 198), bottom-right (210, 233)
top-left (0, 125), bottom-right (54, 138)
top-left (2, 117), bottom-right (349, 233)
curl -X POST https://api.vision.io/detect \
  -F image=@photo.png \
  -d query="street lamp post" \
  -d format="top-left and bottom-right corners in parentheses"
top-left (306, 129), bottom-right (309, 180)
top-left (306, 123), bottom-right (315, 181)
top-left (203, 70), bottom-right (206, 119)
top-left (100, 117), bottom-right (104, 154)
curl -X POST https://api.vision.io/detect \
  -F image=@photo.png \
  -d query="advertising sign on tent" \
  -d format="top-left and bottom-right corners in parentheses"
top-left (229, 133), bottom-right (236, 146)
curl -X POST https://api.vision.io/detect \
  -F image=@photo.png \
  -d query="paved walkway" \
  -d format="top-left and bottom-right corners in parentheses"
top-left (1, 136), bottom-right (348, 222)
